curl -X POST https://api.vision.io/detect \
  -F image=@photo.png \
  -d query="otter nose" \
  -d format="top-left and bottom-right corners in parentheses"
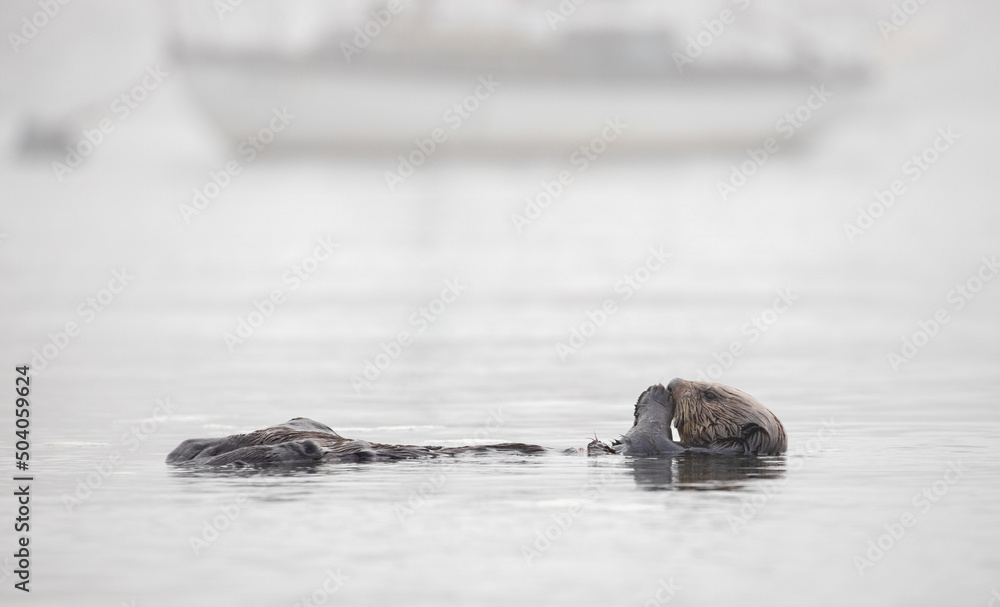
top-left (666, 378), bottom-right (687, 393)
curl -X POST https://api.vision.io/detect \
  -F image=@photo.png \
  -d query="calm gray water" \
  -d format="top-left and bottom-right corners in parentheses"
top-left (4, 149), bottom-right (999, 605)
top-left (2, 10), bottom-right (1000, 605)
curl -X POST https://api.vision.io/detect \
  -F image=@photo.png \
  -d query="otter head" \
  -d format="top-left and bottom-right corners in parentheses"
top-left (665, 378), bottom-right (787, 455)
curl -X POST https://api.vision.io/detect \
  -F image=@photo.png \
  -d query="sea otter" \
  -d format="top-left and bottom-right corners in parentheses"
top-left (589, 378), bottom-right (787, 456)
top-left (167, 378), bottom-right (785, 466)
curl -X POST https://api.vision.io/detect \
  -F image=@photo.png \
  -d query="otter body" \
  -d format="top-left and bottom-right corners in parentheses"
top-left (166, 417), bottom-right (543, 467)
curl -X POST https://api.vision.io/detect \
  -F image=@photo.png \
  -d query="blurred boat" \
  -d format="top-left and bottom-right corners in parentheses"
top-left (168, 1), bottom-right (869, 151)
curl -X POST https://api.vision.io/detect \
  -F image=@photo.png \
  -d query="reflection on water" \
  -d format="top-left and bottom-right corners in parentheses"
top-left (628, 453), bottom-right (787, 490)
top-left (166, 445), bottom-right (789, 490)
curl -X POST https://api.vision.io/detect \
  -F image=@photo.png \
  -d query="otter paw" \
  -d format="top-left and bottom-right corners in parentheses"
top-left (586, 439), bottom-right (617, 456)
top-left (643, 383), bottom-right (668, 403)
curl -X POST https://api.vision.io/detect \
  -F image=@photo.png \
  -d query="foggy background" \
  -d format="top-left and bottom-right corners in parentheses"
top-left (0, 1), bottom-right (998, 606)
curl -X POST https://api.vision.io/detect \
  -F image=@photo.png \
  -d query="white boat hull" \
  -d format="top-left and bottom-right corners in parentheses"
top-left (182, 59), bottom-right (829, 150)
